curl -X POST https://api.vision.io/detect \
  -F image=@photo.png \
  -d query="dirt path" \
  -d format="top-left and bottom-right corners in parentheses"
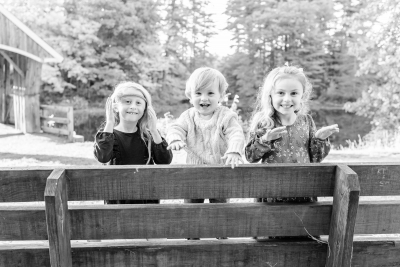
top-left (1, 123), bottom-right (399, 167)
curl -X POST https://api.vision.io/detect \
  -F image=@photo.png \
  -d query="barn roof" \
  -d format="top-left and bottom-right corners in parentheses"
top-left (0, 5), bottom-right (63, 63)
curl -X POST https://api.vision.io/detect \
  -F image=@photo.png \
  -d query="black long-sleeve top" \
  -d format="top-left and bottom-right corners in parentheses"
top-left (94, 129), bottom-right (172, 165)
top-left (94, 128), bottom-right (173, 204)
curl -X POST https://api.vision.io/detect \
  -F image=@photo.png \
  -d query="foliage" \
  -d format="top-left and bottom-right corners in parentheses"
top-left (344, 0), bottom-right (400, 131)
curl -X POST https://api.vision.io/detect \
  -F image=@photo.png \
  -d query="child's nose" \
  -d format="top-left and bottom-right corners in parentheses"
top-left (201, 94), bottom-right (208, 101)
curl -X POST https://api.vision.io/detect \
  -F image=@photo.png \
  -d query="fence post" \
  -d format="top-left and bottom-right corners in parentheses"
top-left (67, 106), bottom-right (74, 142)
top-left (44, 169), bottom-right (72, 267)
top-left (326, 164), bottom-right (360, 267)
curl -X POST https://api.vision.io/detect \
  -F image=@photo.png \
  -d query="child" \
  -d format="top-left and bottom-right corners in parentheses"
top-left (245, 65), bottom-right (339, 239)
top-left (94, 81), bottom-right (173, 204)
top-left (166, 67), bottom-right (246, 203)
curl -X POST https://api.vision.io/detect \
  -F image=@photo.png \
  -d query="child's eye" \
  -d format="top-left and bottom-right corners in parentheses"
top-left (291, 92), bottom-right (298, 96)
top-left (136, 101), bottom-right (142, 105)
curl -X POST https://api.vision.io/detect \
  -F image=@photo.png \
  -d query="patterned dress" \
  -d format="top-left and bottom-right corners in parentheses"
top-left (246, 114), bottom-right (330, 239)
top-left (245, 114), bottom-right (331, 204)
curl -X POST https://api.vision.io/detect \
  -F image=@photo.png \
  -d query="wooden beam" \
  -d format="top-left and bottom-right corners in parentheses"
top-left (349, 163), bottom-right (400, 196)
top-left (64, 164), bottom-right (337, 200)
top-left (2, 200), bottom-right (399, 241)
top-left (0, 50), bottom-right (24, 79)
top-left (326, 165), bottom-right (360, 267)
top-left (44, 169), bottom-right (72, 267)
top-left (1, 237), bottom-right (400, 267)
top-left (0, 168), bottom-right (52, 202)
top-left (1, 164), bottom-right (399, 203)
top-left (0, 6), bottom-right (63, 62)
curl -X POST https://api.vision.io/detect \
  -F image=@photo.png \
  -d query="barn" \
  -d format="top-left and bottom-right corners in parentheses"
top-left (0, 5), bottom-right (63, 133)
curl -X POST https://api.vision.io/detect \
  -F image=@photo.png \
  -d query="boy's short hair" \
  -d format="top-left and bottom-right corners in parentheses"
top-left (185, 67), bottom-right (228, 99)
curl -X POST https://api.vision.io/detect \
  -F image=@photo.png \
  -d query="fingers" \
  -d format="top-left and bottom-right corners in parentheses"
top-left (167, 141), bottom-right (186, 151)
top-left (223, 154), bottom-right (244, 169)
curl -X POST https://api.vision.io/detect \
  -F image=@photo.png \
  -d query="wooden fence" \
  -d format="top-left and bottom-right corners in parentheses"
top-left (0, 163), bottom-right (399, 267)
top-left (40, 104), bottom-right (74, 142)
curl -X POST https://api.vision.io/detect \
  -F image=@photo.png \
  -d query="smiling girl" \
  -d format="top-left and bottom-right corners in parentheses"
top-left (245, 65), bottom-right (339, 239)
top-left (94, 81), bottom-right (172, 204)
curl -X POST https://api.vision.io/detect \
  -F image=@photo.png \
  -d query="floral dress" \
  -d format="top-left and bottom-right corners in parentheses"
top-left (245, 114), bottom-right (330, 204)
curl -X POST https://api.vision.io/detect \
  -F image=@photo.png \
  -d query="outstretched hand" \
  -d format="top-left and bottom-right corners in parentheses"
top-left (315, 124), bottom-right (339, 140)
top-left (261, 126), bottom-right (287, 142)
top-left (222, 152), bottom-right (244, 169)
top-left (167, 140), bottom-right (187, 151)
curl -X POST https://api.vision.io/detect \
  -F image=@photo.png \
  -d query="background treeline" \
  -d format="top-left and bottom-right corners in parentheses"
top-left (1, 0), bottom-right (399, 132)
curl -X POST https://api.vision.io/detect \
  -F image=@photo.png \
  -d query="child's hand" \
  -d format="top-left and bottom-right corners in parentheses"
top-left (315, 124), bottom-right (339, 140)
top-left (147, 106), bottom-right (158, 133)
top-left (167, 140), bottom-right (186, 151)
top-left (261, 126), bottom-right (287, 142)
top-left (222, 152), bottom-right (244, 169)
top-left (105, 97), bottom-right (115, 125)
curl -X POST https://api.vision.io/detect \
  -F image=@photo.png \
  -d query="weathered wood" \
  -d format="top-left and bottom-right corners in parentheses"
top-left (0, 168), bottom-right (52, 202)
top-left (326, 165), bottom-right (360, 267)
top-left (0, 6), bottom-right (63, 62)
top-left (1, 237), bottom-right (400, 267)
top-left (44, 169), bottom-right (72, 267)
top-left (40, 105), bottom-right (72, 113)
top-left (1, 165), bottom-right (398, 203)
top-left (40, 116), bottom-right (70, 124)
top-left (3, 200), bottom-right (399, 240)
top-left (65, 164), bottom-right (337, 200)
top-left (349, 163), bottom-right (400, 196)
top-left (0, 50), bottom-right (24, 78)
top-left (42, 126), bottom-right (70, 136)
top-left (66, 106), bottom-right (74, 142)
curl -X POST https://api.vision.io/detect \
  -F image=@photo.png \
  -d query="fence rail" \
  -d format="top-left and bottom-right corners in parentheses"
top-left (1, 163), bottom-right (400, 267)
top-left (40, 104), bottom-right (74, 142)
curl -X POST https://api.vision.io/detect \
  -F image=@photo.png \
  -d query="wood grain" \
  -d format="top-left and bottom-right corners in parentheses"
top-left (1, 237), bottom-right (400, 267)
top-left (326, 165), bottom-right (360, 267)
top-left (44, 169), bottom-right (72, 267)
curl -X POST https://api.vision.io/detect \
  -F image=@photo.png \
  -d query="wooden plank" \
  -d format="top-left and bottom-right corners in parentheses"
top-left (0, 204), bottom-right (47, 240)
top-left (44, 169), bottom-right (72, 267)
top-left (1, 164), bottom-right (397, 203)
top-left (40, 116), bottom-right (69, 124)
top-left (0, 168), bottom-right (52, 202)
top-left (0, 50), bottom-right (24, 78)
top-left (42, 126), bottom-right (69, 136)
top-left (326, 165), bottom-right (360, 267)
top-left (65, 164), bottom-right (337, 200)
top-left (40, 104), bottom-right (71, 113)
top-left (66, 106), bottom-right (74, 142)
top-left (2, 200), bottom-right (398, 241)
top-left (349, 164), bottom-right (400, 196)
top-left (1, 237), bottom-right (400, 267)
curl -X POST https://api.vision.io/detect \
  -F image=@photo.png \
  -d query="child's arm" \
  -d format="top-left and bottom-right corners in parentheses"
top-left (94, 97), bottom-right (115, 163)
top-left (94, 131), bottom-right (114, 164)
top-left (308, 116), bottom-right (337, 163)
top-left (245, 126), bottom-right (286, 163)
top-left (166, 111), bottom-right (189, 151)
top-left (222, 116), bottom-right (246, 168)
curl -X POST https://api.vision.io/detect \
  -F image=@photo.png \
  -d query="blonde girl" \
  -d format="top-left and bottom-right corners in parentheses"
top-left (245, 66), bottom-right (338, 239)
top-left (94, 81), bottom-right (172, 204)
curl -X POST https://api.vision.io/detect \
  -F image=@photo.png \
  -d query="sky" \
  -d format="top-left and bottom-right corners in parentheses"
top-left (206, 0), bottom-right (234, 57)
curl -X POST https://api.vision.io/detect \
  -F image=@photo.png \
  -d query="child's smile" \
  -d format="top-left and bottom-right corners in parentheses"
top-left (191, 79), bottom-right (222, 118)
top-left (271, 78), bottom-right (303, 122)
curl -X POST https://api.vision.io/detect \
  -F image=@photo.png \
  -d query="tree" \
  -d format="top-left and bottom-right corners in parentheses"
top-left (344, 0), bottom-right (400, 131)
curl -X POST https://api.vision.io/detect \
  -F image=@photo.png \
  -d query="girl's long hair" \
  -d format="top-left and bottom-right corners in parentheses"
top-left (249, 66), bottom-right (313, 134)
top-left (108, 81), bottom-right (154, 164)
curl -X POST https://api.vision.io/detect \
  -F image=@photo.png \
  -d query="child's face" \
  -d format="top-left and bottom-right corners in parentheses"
top-left (114, 88), bottom-right (146, 123)
top-left (191, 79), bottom-right (223, 118)
top-left (271, 78), bottom-right (303, 117)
